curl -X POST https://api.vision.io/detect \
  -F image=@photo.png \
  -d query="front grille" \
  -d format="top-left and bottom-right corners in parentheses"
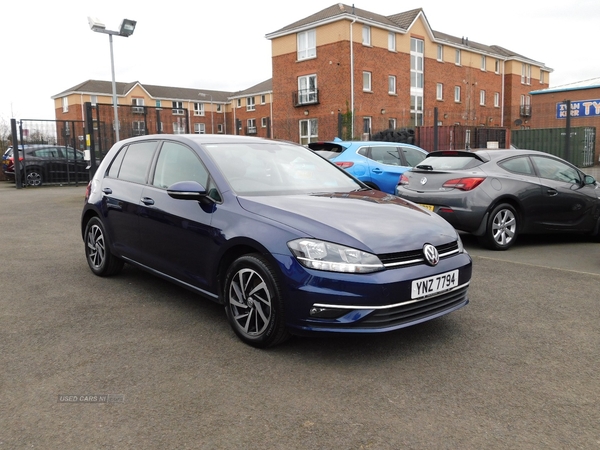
top-left (379, 241), bottom-right (459, 268)
top-left (358, 285), bottom-right (469, 328)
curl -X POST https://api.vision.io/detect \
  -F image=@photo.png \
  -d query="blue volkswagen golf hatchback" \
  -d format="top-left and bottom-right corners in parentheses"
top-left (81, 135), bottom-right (471, 347)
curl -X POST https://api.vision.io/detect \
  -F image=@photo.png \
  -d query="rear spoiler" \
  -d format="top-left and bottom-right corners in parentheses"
top-left (426, 150), bottom-right (490, 163)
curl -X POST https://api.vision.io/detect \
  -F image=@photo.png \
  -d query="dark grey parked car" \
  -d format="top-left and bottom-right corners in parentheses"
top-left (395, 149), bottom-right (600, 250)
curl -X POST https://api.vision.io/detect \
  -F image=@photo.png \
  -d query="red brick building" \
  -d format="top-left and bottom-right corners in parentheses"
top-left (266, 4), bottom-right (551, 143)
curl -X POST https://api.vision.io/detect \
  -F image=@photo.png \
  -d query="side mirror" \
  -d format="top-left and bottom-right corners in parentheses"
top-left (583, 175), bottom-right (597, 186)
top-left (167, 181), bottom-right (210, 201)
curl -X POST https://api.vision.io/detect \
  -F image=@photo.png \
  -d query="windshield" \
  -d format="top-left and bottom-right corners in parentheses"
top-left (204, 142), bottom-right (362, 196)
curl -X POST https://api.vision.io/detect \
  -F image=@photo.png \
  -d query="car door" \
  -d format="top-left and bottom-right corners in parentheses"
top-left (530, 155), bottom-right (598, 231)
top-left (138, 141), bottom-right (219, 292)
top-left (365, 145), bottom-right (404, 193)
top-left (100, 140), bottom-right (159, 260)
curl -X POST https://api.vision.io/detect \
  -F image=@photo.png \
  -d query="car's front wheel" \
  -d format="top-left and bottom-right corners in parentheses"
top-left (480, 203), bottom-right (518, 250)
top-left (224, 254), bottom-right (290, 348)
top-left (84, 217), bottom-right (124, 276)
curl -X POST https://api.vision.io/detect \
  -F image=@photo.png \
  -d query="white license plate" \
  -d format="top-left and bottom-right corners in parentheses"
top-left (419, 203), bottom-right (434, 212)
top-left (411, 270), bottom-right (458, 299)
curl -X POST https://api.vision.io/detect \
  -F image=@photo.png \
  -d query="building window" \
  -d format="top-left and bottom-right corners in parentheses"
top-left (155, 100), bottom-right (162, 109)
top-left (194, 123), bottom-right (206, 134)
top-left (247, 97), bottom-right (255, 111)
top-left (297, 29), bottom-right (316, 60)
top-left (494, 92), bottom-right (500, 108)
top-left (363, 72), bottom-right (372, 91)
top-left (495, 59), bottom-right (500, 74)
top-left (362, 25), bottom-right (371, 45)
top-left (247, 119), bottom-right (257, 134)
top-left (299, 118), bottom-right (318, 145)
top-left (410, 38), bottom-right (424, 89)
top-left (236, 99), bottom-right (241, 108)
top-left (62, 97), bottom-right (68, 113)
top-left (216, 104), bottom-right (222, 113)
top-left (298, 74), bottom-right (317, 104)
top-left (480, 90), bottom-right (486, 106)
top-left (261, 117), bottom-right (268, 128)
top-left (540, 70), bottom-right (546, 84)
top-left (90, 95), bottom-right (97, 106)
top-left (388, 76), bottom-right (396, 94)
top-left (455, 49), bottom-right (461, 65)
top-left (172, 101), bottom-right (184, 115)
top-left (261, 95), bottom-right (266, 104)
top-left (522, 64), bottom-right (531, 85)
top-left (132, 121), bottom-right (145, 136)
top-left (481, 55), bottom-right (486, 71)
top-left (437, 44), bottom-right (443, 62)
top-left (389, 118), bottom-right (397, 129)
top-left (388, 32), bottom-right (396, 51)
top-left (436, 83), bottom-right (443, 100)
top-left (410, 96), bottom-right (423, 126)
top-left (217, 124), bottom-right (223, 133)
top-left (173, 122), bottom-right (185, 134)
top-left (454, 86), bottom-right (461, 103)
top-left (363, 117), bottom-right (372, 136)
top-left (194, 102), bottom-right (205, 116)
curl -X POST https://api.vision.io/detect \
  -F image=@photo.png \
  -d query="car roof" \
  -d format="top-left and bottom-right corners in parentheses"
top-left (119, 134), bottom-right (283, 147)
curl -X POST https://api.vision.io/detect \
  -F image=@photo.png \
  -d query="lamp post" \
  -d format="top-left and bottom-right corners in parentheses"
top-left (88, 17), bottom-right (137, 142)
top-left (198, 92), bottom-right (214, 134)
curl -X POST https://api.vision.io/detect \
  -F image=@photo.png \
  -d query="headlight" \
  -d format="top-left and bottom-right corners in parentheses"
top-left (456, 232), bottom-right (465, 253)
top-left (288, 239), bottom-right (384, 273)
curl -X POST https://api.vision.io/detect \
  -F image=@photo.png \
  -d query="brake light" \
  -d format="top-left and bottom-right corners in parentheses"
top-left (398, 174), bottom-right (409, 185)
top-left (442, 177), bottom-right (485, 191)
top-left (335, 161), bottom-right (354, 169)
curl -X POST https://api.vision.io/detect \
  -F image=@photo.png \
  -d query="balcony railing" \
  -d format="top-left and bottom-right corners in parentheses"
top-left (246, 126), bottom-right (257, 135)
top-left (293, 89), bottom-right (320, 107)
top-left (520, 105), bottom-right (532, 117)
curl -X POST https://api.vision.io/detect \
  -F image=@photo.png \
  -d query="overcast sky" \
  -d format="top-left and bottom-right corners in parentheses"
top-left (2, 0), bottom-right (598, 122)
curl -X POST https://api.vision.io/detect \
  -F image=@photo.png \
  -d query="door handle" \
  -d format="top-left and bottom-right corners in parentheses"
top-left (102, 188), bottom-right (112, 195)
top-left (141, 197), bottom-right (155, 206)
top-left (372, 168), bottom-right (383, 174)
top-left (546, 188), bottom-right (558, 197)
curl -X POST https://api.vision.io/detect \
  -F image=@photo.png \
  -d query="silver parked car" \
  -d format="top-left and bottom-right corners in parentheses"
top-left (396, 149), bottom-right (600, 250)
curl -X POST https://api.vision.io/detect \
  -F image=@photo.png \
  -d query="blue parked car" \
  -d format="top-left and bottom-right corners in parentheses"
top-left (308, 138), bottom-right (428, 194)
top-left (81, 134), bottom-right (471, 348)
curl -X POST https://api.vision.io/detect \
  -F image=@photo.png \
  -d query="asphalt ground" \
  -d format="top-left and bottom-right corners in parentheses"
top-left (1, 180), bottom-right (599, 449)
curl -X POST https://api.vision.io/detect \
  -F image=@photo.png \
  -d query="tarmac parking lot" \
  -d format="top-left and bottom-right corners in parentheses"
top-left (1, 181), bottom-right (599, 449)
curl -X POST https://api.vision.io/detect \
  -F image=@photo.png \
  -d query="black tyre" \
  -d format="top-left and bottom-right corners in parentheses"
top-left (224, 254), bottom-right (290, 348)
top-left (481, 203), bottom-right (518, 250)
top-left (84, 217), bottom-right (124, 276)
top-left (25, 169), bottom-right (42, 186)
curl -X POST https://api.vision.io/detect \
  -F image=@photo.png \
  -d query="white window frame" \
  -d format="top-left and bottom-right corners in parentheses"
top-left (522, 64), bottom-right (531, 85)
top-left (540, 70), bottom-right (545, 84)
top-left (455, 49), bottom-right (461, 66)
top-left (298, 74), bottom-right (317, 104)
top-left (297, 29), bottom-right (316, 60)
top-left (363, 117), bottom-right (372, 135)
top-left (389, 118), bottom-right (397, 129)
top-left (173, 122), bottom-right (185, 134)
top-left (261, 95), bottom-right (266, 104)
top-left (90, 95), bottom-right (98, 106)
top-left (236, 99), bottom-right (241, 108)
top-left (172, 101), bottom-right (184, 115)
top-left (437, 44), bottom-right (443, 62)
top-left (194, 123), bottom-right (206, 134)
top-left (494, 92), bottom-right (500, 108)
top-left (363, 71), bottom-right (372, 92)
top-left (216, 104), bottom-right (222, 113)
top-left (299, 118), bottom-right (318, 145)
top-left (62, 97), bottom-right (68, 113)
top-left (481, 55), bottom-right (486, 71)
top-left (480, 90), bottom-right (486, 106)
top-left (194, 102), bottom-right (205, 116)
top-left (362, 25), bottom-right (371, 46)
top-left (388, 32), bottom-right (396, 52)
top-left (217, 123), bottom-right (223, 133)
top-left (388, 75), bottom-right (396, 95)
top-left (247, 118), bottom-right (257, 134)
top-left (261, 117), bottom-right (268, 128)
top-left (454, 86), bottom-right (461, 103)
top-left (495, 59), bottom-right (500, 74)
top-left (246, 97), bottom-right (255, 111)
top-left (155, 100), bottom-right (162, 109)
top-left (436, 83), bottom-right (443, 101)
top-left (132, 121), bottom-right (145, 136)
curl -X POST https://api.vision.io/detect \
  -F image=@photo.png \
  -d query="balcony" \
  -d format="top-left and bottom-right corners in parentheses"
top-left (246, 126), bottom-right (257, 135)
top-left (132, 106), bottom-right (145, 114)
top-left (520, 105), bottom-right (532, 117)
top-left (293, 89), bottom-right (320, 107)
top-left (172, 109), bottom-right (185, 115)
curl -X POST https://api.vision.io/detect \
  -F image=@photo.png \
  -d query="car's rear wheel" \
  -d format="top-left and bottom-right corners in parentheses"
top-left (481, 203), bottom-right (518, 250)
top-left (84, 217), bottom-right (124, 276)
top-left (224, 254), bottom-right (290, 348)
top-left (25, 169), bottom-right (42, 186)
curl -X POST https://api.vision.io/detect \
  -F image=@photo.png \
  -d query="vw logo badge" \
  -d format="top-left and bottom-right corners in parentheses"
top-left (420, 177), bottom-right (428, 185)
top-left (423, 244), bottom-right (439, 266)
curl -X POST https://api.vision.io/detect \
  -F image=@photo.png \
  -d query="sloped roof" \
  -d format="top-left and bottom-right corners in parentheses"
top-left (52, 79), bottom-right (241, 103)
top-left (266, 3), bottom-right (549, 68)
top-left (531, 77), bottom-right (600, 95)
top-left (229, 79), bottom-right (273, 99)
